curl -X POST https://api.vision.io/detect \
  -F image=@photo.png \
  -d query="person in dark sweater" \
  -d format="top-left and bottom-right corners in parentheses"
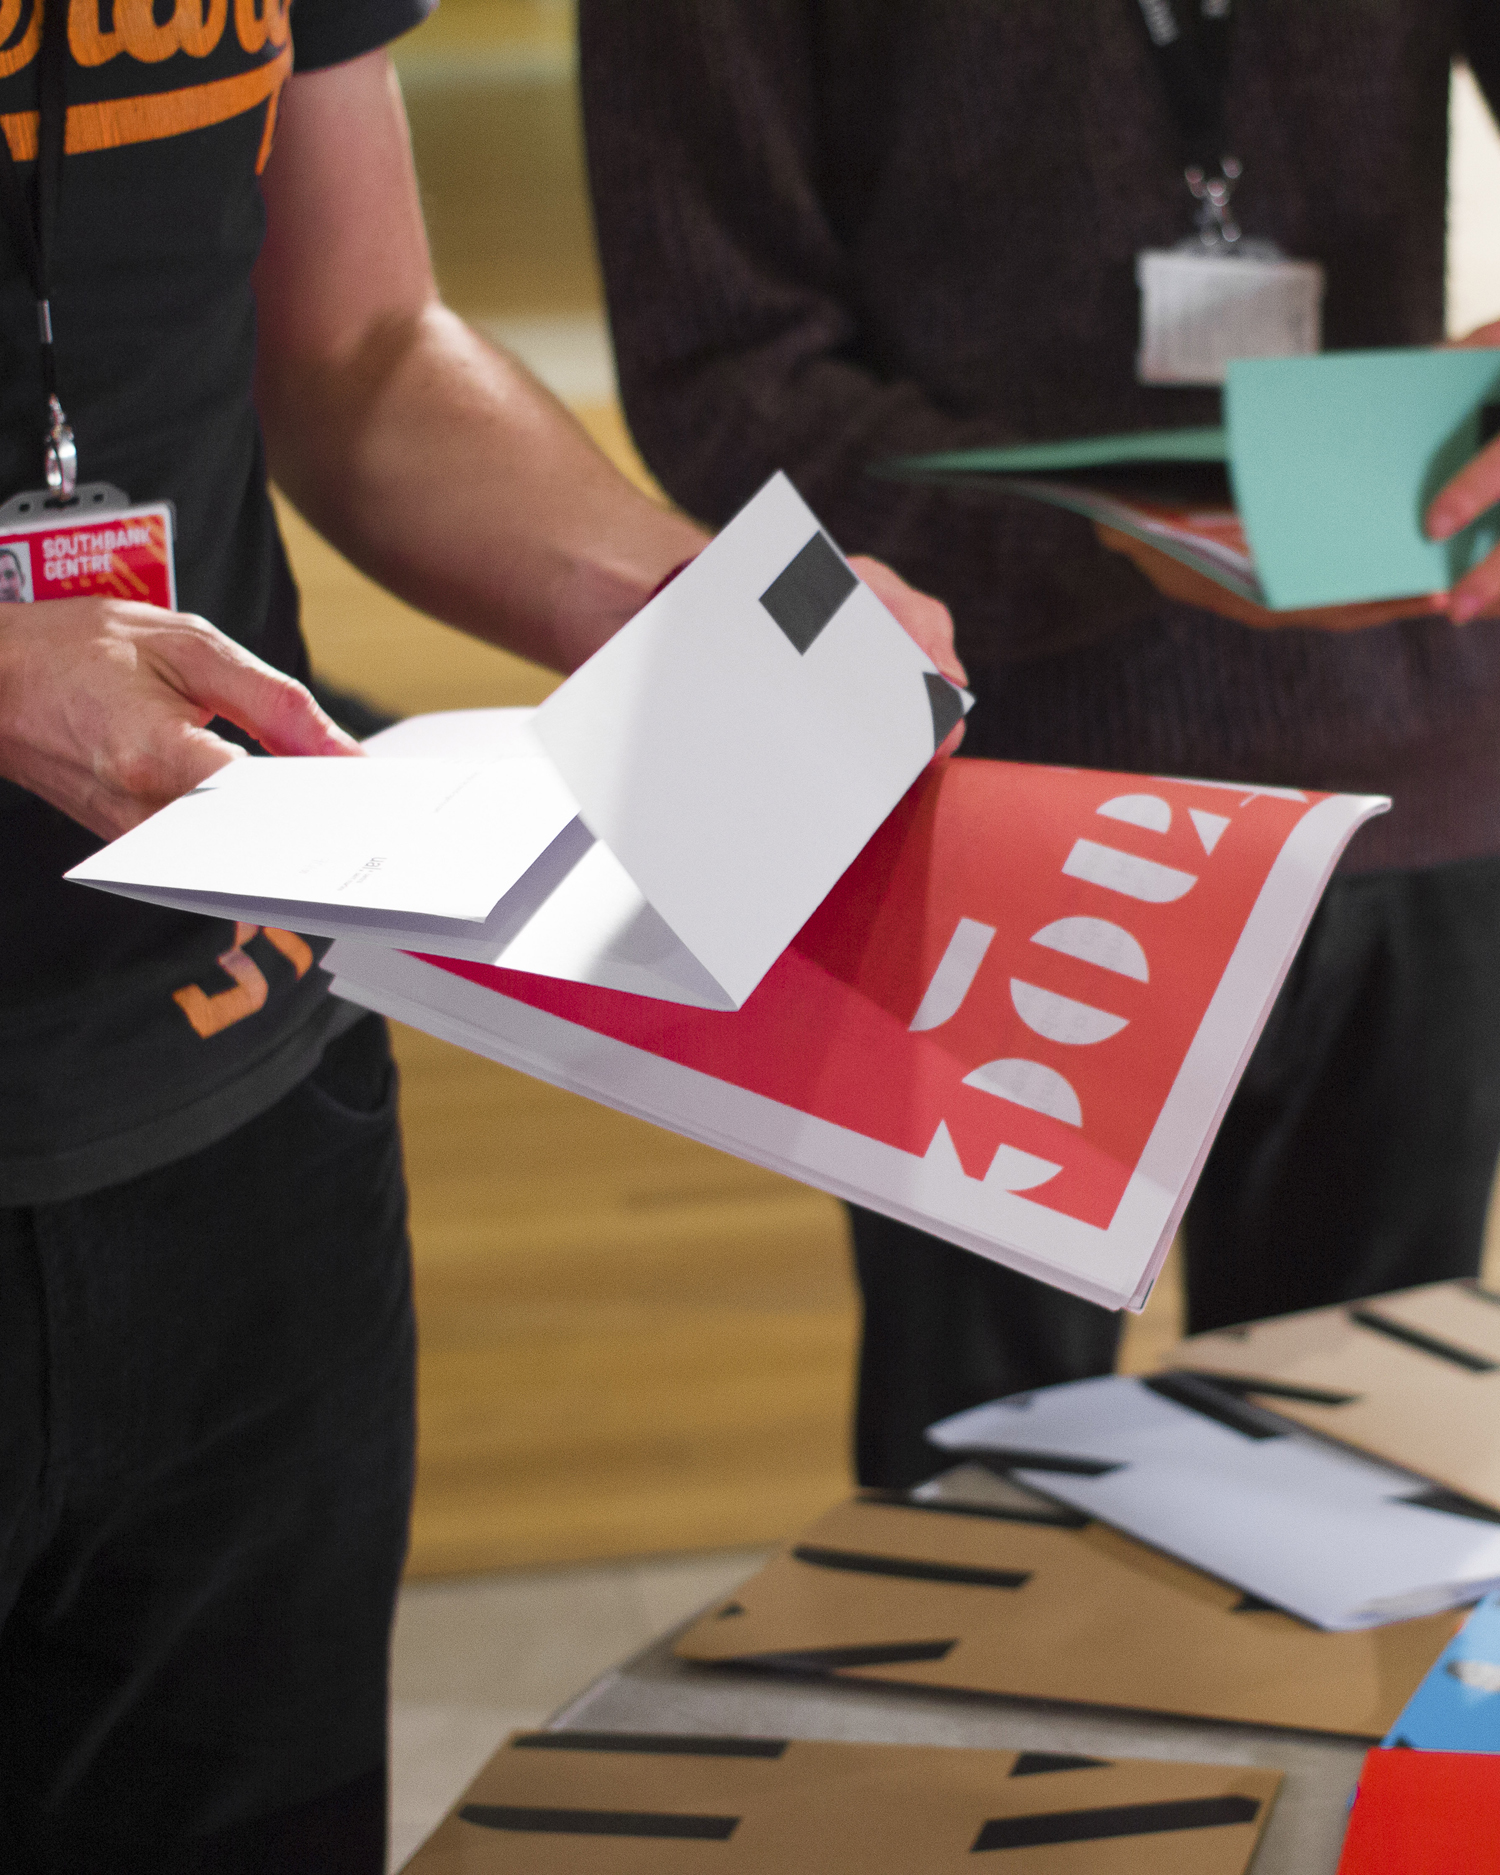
top-left (579, 0), bottom-right (1500, 1486)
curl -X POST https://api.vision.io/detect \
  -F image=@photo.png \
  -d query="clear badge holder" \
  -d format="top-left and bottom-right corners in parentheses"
top-left (0, 480), bottom-right (131, 525)
top-left (1136, 157), bottom-right (1325, 387)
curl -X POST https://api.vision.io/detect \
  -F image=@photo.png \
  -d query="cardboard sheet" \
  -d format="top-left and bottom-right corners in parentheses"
top-left (1336, 1749), bottom-right (1500, 1875)
top-left (928, 1373), bottom-right (1500, 1630)
top-left (1381, 1593), bottom-right (1500, 1751)
top-left (1168, 1279), bottom-right (1500, 1513)
top-left (671, 1489), bottom-right (1455, 1737)
top-left (326, 760), bottom-right (1385, 1310)
top-left (68, 475), bottom-right (967, 1011)
top-left (886, 347), bottom-right (1500, 609)
top-left (403, 1730), bottom-right (1280, 1875)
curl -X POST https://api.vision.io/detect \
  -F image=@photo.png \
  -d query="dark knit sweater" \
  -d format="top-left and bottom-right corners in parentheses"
top-left (580, 0), bottom-right (1500, 871)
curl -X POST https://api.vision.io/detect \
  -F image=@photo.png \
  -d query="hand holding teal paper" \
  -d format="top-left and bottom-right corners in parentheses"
top-left (1094, 524), bottom-right (1442, 635)
top-left (1224, 347), bottom-right (1500, 610)
top-left (885, 347), bottom-right (1500, 622)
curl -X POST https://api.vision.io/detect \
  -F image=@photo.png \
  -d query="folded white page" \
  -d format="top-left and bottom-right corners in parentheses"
top-left (534, 472), bottom-right (969, 1007)
top-left (929, 1373), bottom-right (1500, 1630)
top-left (68, 751), bottom-right (579, 922)
top-left (354, 709), bottom-right (727, 1001)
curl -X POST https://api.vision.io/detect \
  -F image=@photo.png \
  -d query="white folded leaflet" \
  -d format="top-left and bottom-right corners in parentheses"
top-left (66, 474), bottom-right (969, 1011)
top-left (929, 1371), bottom-right (1500, 1630)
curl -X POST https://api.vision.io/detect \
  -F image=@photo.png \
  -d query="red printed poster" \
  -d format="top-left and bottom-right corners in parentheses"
top-left (0, 502), bottom-right (176, 609)
top-left (328, 757), bottom-right (1383, 1309)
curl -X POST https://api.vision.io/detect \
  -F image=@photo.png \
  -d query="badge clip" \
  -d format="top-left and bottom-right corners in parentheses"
top-left (1184, 155), bottom-right (1243, 252)
top-left (44, 391), bottom-right (76, 501)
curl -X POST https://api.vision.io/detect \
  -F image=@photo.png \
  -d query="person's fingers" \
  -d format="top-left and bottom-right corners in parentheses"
top-left (937, 719), bottom-right (965, 757)
top-left (1451, 320), bottom-right (1500, 350)
top-left (851, 555), bottom-right (968, 686)
top-left (1426, 434), bottom-right (1500, 544)
top-left (1447, 546), bottom-right (1500, 626)
top-left (148, 617), bottom-right (362, 756)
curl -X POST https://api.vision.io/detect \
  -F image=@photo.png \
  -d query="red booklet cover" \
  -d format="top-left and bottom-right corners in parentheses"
top-left (326, 756), bottom-right (1384, 1310)
top-left (1338, 1749), bottom-right (1500, 1873)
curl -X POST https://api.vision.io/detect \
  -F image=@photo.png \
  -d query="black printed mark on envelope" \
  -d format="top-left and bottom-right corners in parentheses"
top-left (759, 532), bottom-right (857, 653)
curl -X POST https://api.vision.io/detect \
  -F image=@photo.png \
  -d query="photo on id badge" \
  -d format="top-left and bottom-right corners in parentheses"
top-left (0, 540), bottom-right (34, 602)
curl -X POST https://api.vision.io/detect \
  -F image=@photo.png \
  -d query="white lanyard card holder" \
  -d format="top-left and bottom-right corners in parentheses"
top-left (1137, 246), bottom-right (1325, 387)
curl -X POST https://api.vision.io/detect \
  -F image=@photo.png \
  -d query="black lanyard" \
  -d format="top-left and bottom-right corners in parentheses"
top-left (1132, 0), bottom-right (1243, 246)
top-left (0, 0), bottom-right (75, 499)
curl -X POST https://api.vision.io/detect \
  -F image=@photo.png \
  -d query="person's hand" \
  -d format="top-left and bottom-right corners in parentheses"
top-left (1425, 318), bottom-right (1500, 624)
top-left (1095, 525), bottom-right (1446, 632)
top-left (849, 554), bottom-right (968, 751)
top-left (0, 598), bottom-right (360, 840)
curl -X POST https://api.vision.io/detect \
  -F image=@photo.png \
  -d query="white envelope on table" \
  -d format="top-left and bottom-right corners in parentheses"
top-left (66, 474), bottom-right (969, 1010)
top-left (929, 1371), bottom-right (1500, 1631)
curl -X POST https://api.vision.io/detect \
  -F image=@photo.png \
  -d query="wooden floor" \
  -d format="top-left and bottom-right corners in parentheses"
top-left (281, 1), bottom-right (1186, 1577)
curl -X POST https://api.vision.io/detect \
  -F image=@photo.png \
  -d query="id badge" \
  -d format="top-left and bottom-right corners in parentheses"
top-left (1136, 248), bottom-right (1325, 387)
top-left (0, 481), bottom-right (176, 608)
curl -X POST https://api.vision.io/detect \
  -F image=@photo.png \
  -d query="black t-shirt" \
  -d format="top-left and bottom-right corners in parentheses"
top-left (0, 0), bottom-right (433, 1202)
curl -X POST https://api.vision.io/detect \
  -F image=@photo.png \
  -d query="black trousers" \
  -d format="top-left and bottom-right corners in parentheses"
top-left (851, 855), bottom-right (1500, 1487)
top-left (0, 1015), bottom-right (415, 1873)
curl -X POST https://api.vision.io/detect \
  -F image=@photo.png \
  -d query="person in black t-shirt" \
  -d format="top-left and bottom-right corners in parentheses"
top-left (0, 6), bottom-right (960, 1869)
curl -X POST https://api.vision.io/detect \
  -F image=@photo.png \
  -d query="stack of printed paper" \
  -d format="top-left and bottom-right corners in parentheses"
top-left (68, 475), bottom-right (1387, 1309)
top-left (318, 755), bottom-right (1384, 1310)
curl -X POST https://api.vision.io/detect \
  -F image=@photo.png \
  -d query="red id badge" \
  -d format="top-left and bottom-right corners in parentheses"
top-left (0, 500), bottom-right (176, 608)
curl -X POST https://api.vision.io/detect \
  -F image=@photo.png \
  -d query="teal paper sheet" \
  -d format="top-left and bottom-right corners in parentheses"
top-left (906, 427), bottom-right (1228, 476)
top-left (1226, 349), bottom-right (1500, 608)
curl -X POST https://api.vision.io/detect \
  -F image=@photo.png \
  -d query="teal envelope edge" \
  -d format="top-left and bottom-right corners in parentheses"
top-left (1225, 348), bottom-right (1500, 609)
top-left (1382, 1592), bottom-right (1500, 1753)
top-left (880, 426), bottom-right (1228, 478)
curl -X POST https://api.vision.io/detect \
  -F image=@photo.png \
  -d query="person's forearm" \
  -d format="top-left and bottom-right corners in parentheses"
top-left (252, 51), bottom-right (705, 675)
top-left (257, 303), bottom-right (707, 675)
